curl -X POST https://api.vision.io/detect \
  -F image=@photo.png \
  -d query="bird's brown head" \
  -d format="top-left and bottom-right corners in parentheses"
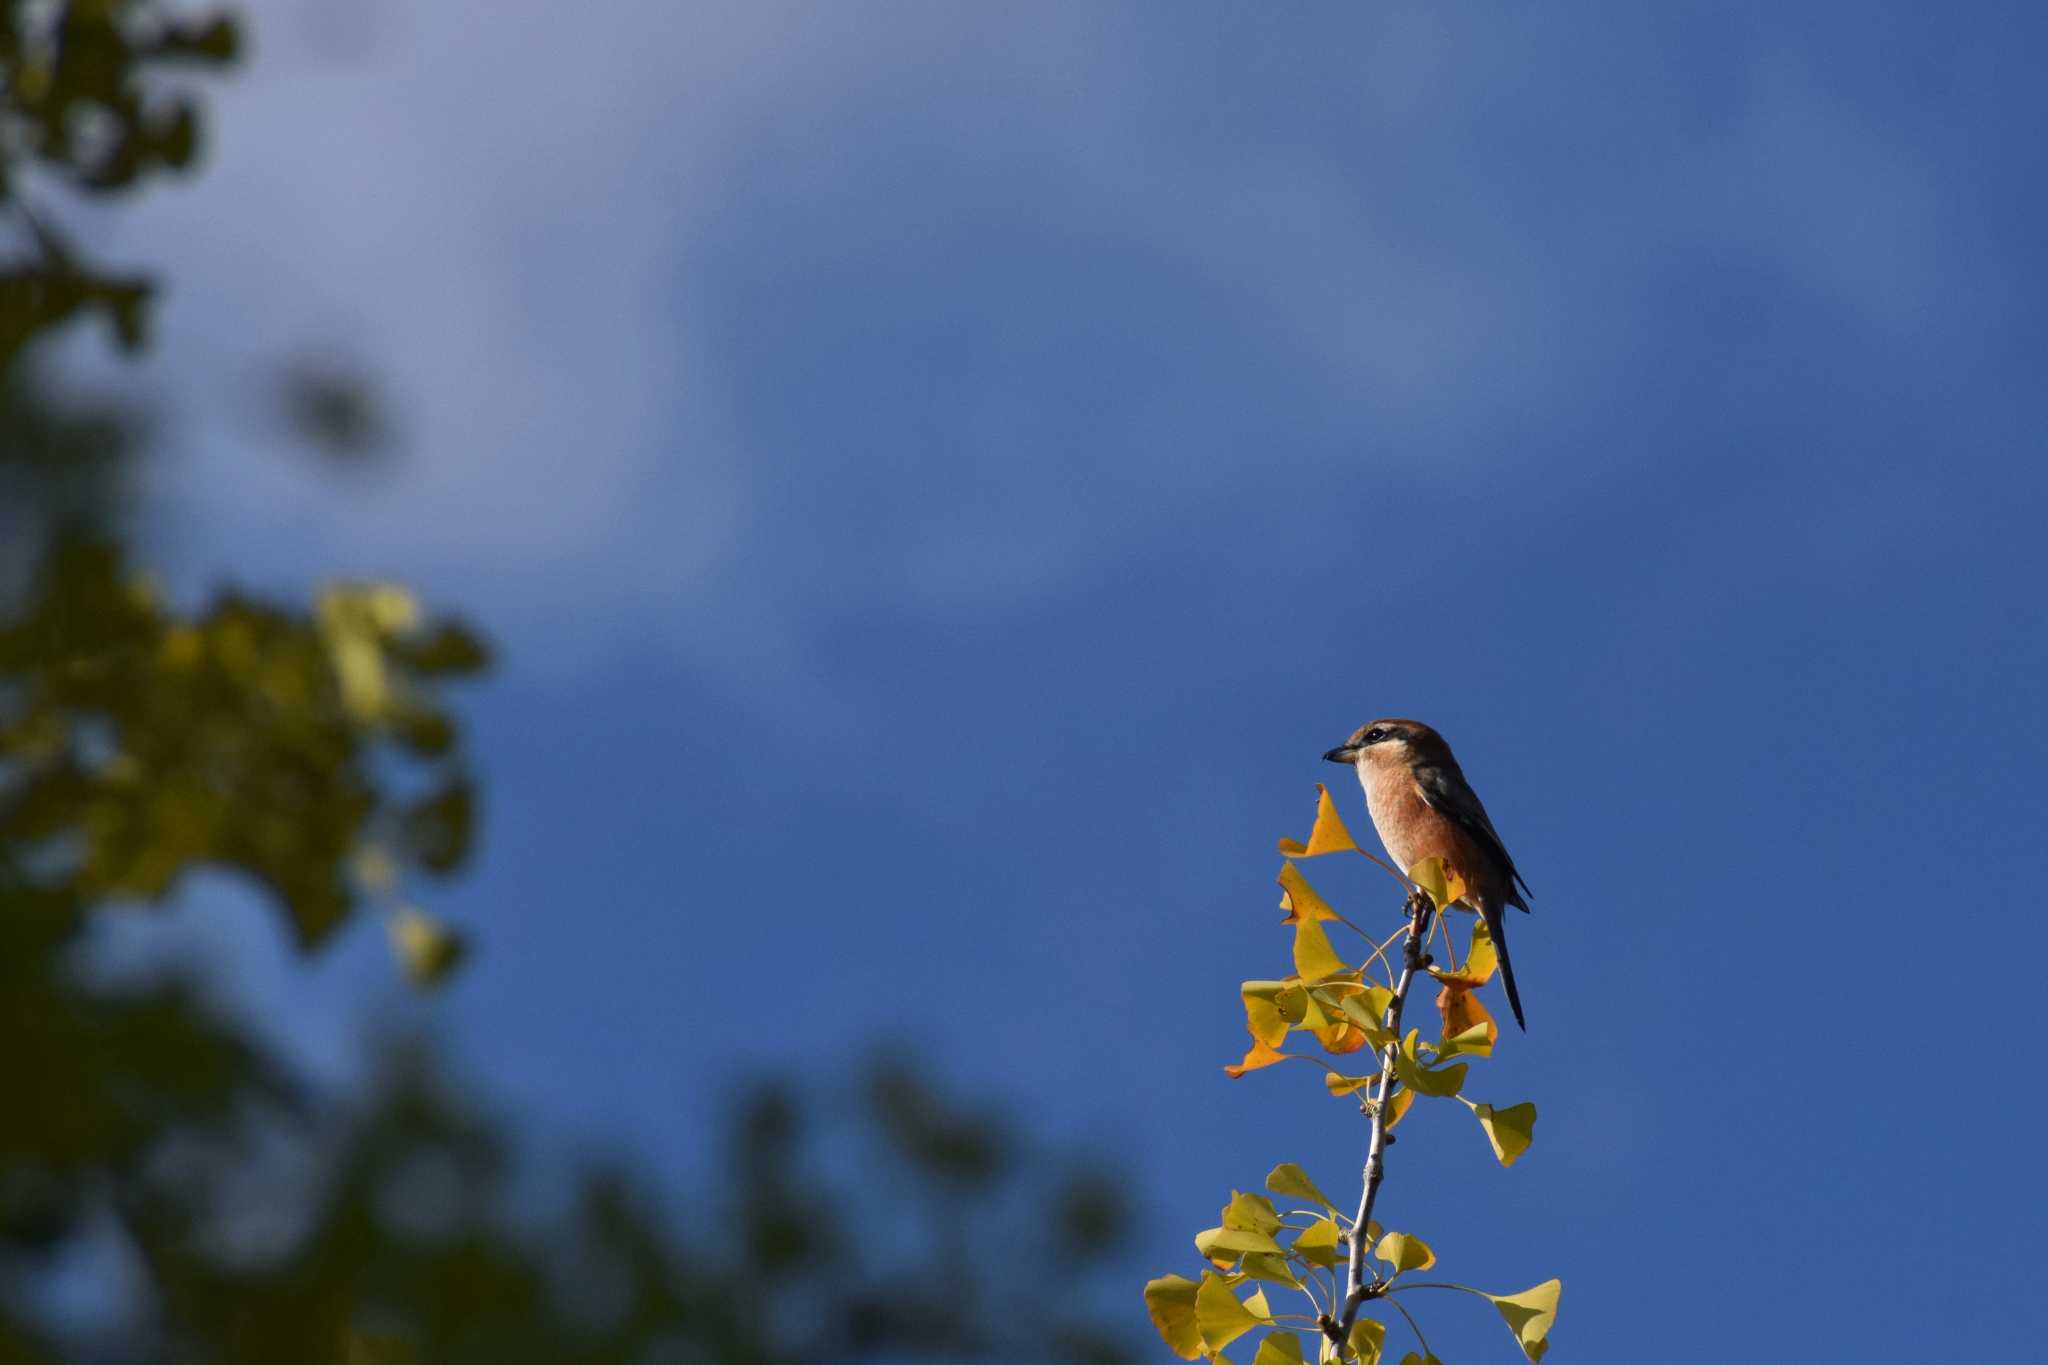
top-left (1322, 718), bottom-right (1448, 771)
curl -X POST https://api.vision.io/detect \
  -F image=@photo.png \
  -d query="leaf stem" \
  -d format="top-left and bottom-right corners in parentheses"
top-left (1352, 845), bottom-right (1419, 895)
top-left (1290, 1265), bottom-right (1325, 1318)
top-left (1335, 912), bottom-right (1400, 986)
top-left (1387, 1281), bottom-right (1492, 1299)
top-left (1385, 1293), bottom-right (1436, 1360)
top-left (1433, 910), bottom-right (1462, 973)
top-left (1331, 919), bottom-right (1409, 987)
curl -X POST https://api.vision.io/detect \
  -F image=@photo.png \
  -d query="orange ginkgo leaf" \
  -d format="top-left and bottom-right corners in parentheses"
top-left (1437, 982), bottom-right (1499, 1046)
top-left (1277, 784), bottom-right (1359, 859)
top-left (1225, 1038), bottom-right (1290, 1078)
top-left (1311, 1017), bottom-right (1370, 1056)
top-left (1430, 916), bottom-right (1501, 1044)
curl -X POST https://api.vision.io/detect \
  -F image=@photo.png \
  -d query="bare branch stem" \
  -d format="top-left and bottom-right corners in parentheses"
top-left (1321, 890), bottom-right (1433, 1354)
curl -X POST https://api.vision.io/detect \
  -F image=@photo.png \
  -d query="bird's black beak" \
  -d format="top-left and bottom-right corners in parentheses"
top-left (1323, 746), bottom-right (1358, 765)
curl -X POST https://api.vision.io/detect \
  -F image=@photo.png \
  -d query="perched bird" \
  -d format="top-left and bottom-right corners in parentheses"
top-left (1323, 719), bottom-right (1532, 1030)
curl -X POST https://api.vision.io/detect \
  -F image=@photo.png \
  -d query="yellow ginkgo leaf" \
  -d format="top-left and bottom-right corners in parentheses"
top-left (1222, 1191), bottom-right (1283, 1236)
top-left (1487, 1279), bottom-right (1562, 1362)
top-left (1196, 1273), bottom-right (1267, 1353)
top-left (1264, 1163), bottom-right (1339, 1212)
top-left (1464, 1100), bottom-right (1538, 1168)
top-left (1144, 1275), bottom-right (1203, 1360)
top-left (1405, 857), bottom-right (1468, 911)
top-left (1277, 862), bottom-right (1339, 925)
top-left (1277, 784), bottom-right (1360, 859)
top-left (1335, 994), bottom-right (1397, 1052)
top-left (1196, 1227), bottom-right (1285, 1264)
top-left (1461, 914), bottom-right (1499, 981)
top-left (1290, 1217), bottom-right (1343, 1268)
top-left (1374, 1230), bottom-right (1436, 1276)
top-left (1407, 857), bottom-right (1449, 908)
top-left (1292, 920), bottom-right (1349, 982)
top-left (1347, 1317), bottom-right (1387, 1365)
top-left (1252, 1330), bottom-right (1306, 1365)
top-left (1395, 1030), bottom-right (1468, 1097)
top-left (1241, 981), bottom-right (1291, 1049)
top-left (1435, 1021), bottom-right (1494, 1061)
top-left (1241, 1253), bottom-right (1302, 1290)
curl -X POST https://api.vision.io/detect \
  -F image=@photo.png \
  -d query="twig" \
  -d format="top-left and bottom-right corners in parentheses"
top-left (1320, 890), bottom-right (1433, 1354)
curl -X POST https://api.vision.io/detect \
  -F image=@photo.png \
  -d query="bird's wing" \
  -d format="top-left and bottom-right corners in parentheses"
top-left (1412, 761), bottom-right (1532, 907)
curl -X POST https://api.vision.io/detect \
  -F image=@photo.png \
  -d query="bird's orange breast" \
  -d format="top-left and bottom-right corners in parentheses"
top-left (1364, 768), bottom-right (1500, 906)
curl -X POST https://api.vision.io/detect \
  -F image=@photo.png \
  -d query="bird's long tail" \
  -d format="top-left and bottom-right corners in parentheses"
top-left (1480, 900), bottom-right (1527, 1031)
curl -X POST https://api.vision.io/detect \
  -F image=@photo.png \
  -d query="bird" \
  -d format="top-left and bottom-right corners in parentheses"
top-left (1322, 719), bottom-right (1532, 1030)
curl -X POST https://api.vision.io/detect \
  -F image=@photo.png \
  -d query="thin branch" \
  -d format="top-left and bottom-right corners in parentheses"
top-left (1320, 889), bottom-right (1434, 1356)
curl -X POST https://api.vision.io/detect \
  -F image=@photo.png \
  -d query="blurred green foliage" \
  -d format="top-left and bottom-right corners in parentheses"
top-left (1, 5), bottom-right (1141, 1362)
top-left (1, 0), bottom-right (238, 364)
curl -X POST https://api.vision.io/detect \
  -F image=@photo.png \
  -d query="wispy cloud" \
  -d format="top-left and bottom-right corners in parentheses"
top-left (97, 0), bottom-right (2002, 694)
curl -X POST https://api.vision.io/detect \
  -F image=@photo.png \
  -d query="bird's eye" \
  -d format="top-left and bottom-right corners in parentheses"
top-left (1364, 727), bottom-right (1387, 744)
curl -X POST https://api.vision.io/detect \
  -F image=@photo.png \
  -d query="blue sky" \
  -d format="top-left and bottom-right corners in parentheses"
top-left (78, 1), bottom-right (2048, 1359)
